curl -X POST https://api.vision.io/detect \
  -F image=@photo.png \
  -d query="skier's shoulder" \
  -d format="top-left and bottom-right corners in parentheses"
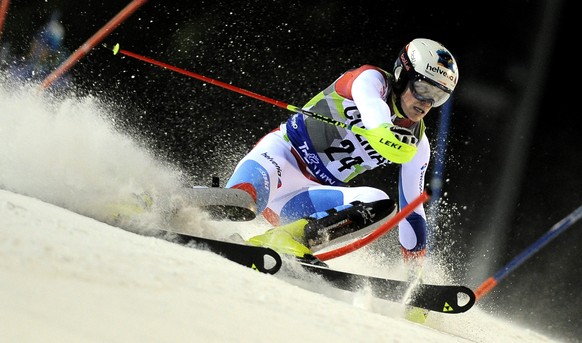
top-left (344, 64), bottom-right (391, 82)
top-left (335, 65), bottom-right (391, 99)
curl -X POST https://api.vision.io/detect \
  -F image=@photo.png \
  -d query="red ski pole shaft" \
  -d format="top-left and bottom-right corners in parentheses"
top-left (108, 45), bottom-right (418, 163)
top-left (107, 44), bottom-right (405, 155)
top-left (40, 0), bottom-right (147, 90)
top-left (112, 45), bottom-right (293, 111)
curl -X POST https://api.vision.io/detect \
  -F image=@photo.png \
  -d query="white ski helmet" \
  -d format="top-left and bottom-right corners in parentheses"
top-left (393, 38), bottom-right (459, 107)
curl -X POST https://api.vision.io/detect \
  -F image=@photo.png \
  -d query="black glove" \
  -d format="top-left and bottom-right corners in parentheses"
top-left (390, 126), bottom-right (418, 146)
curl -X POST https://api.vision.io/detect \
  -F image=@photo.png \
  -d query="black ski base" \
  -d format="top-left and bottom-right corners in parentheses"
top-left (165, 231), bottom-right (282, 274)
top-left (297, 262), bottom-right (475, 314)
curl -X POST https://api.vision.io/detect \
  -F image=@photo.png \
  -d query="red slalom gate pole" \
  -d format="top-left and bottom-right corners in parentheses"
top-left (40, 0), bottom-right (147, 90)
top-left (0, 0), bottom-right (9, 40)
top-left (315, 191), bottom-right (431, 261)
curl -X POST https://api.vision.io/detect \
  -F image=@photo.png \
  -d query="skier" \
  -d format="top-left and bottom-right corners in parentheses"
top-left (225, 38), bottom-right (459, 319)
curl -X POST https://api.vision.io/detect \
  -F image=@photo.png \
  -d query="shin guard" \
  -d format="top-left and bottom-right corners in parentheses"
top-left (303, 199), bottom-right (396, 248)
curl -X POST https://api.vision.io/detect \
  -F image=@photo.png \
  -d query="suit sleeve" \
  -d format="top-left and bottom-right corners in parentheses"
top-left (338, 66), bottom-right (393, 129)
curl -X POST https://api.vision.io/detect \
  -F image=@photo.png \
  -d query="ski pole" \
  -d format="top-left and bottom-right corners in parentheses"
top-left (108, 44), bottom-right (359, 124)
top-left (106, 44), bottom-right (417, 163)
top-left (474, 204), bottom-right (582, 300)
top-left (40, 0), bottom-right (147, 90)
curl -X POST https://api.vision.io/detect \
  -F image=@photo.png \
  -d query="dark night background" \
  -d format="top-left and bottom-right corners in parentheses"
top-left (1, 0), bottom-right (580, 341)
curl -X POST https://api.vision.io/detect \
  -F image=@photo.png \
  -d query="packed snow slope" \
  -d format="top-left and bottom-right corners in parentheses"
top-left (0, 189), bottom-right (558, 343)
top-left (0, 78), bottom-right (563, 342)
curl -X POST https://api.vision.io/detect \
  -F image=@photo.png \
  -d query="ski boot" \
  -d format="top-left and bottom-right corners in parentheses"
top-left (404, 303), bottom-right (430, 324)
top-left (104, 192), bottom-right (154, 225)
top-left (303, 199), bottom-right (396, 249)
top-left (247, 199), bottom-right (395, 264)
top-left (247, 219), bottom-right (313, 258)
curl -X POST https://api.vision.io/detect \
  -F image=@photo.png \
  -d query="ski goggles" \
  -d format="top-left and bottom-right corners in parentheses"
top-left (408, 78), bottom-right (451, 107)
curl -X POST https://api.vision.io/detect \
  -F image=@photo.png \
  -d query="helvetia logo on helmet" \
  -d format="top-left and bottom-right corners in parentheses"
top-left (424, 49), bottom-right (457, 84)
top-left (425, 64), bottom-right (456, 82)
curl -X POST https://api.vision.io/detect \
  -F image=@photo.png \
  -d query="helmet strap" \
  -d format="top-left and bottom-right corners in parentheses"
top-left (392, 69), bottom-right (407, 94)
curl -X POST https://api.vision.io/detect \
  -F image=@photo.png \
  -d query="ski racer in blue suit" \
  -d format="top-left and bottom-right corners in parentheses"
top-left (226, 38), bottom-right (459, 273)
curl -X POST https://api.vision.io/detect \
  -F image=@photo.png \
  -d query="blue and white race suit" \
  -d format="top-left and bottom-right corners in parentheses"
top-left (226, 65), bottom-right (429, 253)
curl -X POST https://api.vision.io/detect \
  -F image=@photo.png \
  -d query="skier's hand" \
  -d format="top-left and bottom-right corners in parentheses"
top-left (364, 123), bottom-right (418, 164)
top-left (390, 125), bottom-right (418, 146)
